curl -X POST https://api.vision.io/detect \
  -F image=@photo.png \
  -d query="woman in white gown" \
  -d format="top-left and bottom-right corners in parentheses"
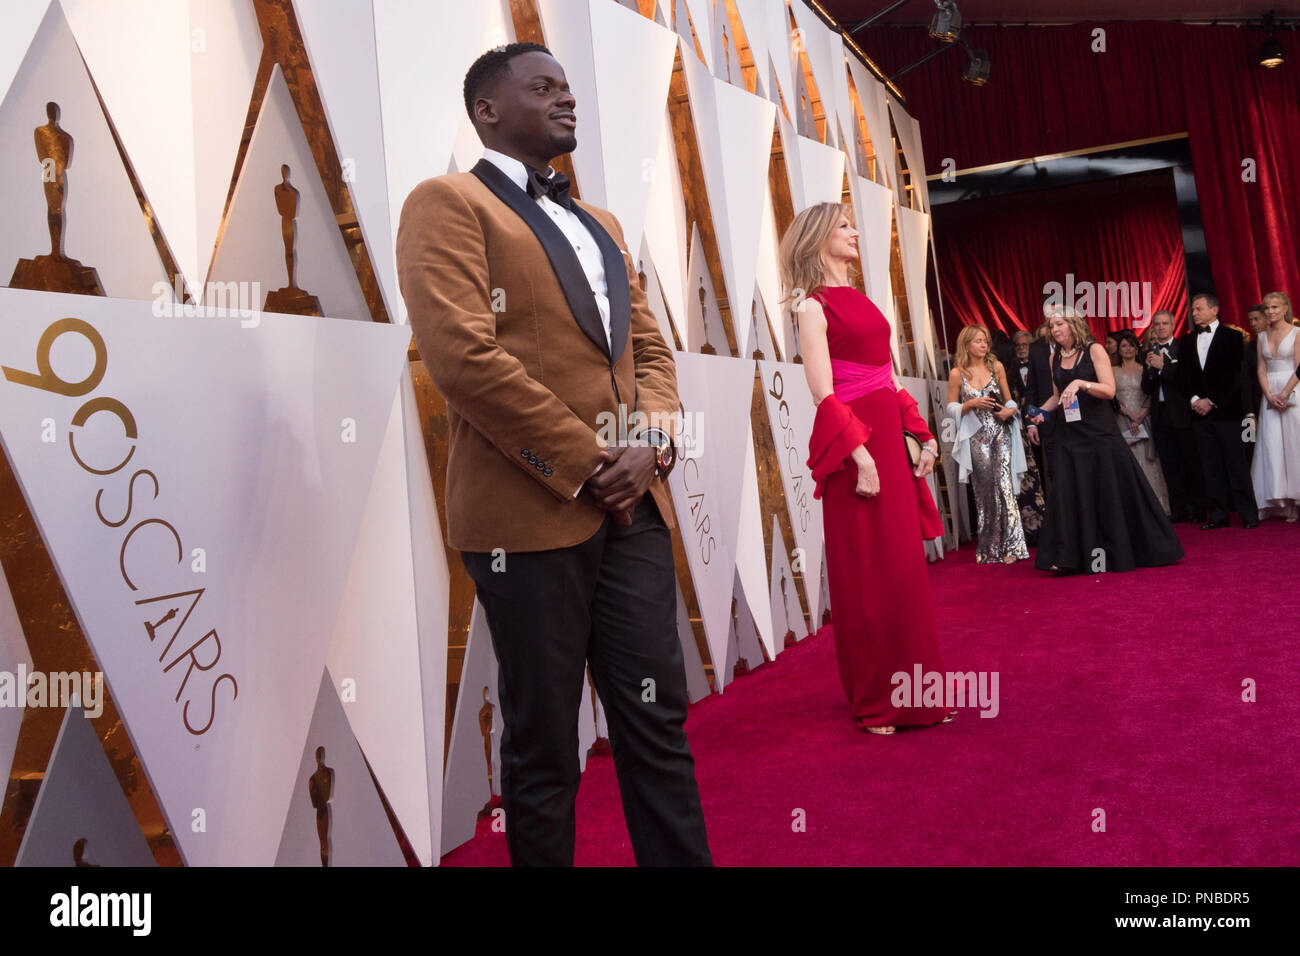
top-left (1113, 331), bottom-right (1170, 515)
top-left (1252, 291), bottom-right (1300, 521)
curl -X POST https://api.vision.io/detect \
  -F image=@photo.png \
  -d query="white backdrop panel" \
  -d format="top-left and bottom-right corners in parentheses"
top-left (15, 705), bottom-right (156, 867)
top-left (373, 0), bottom-right (512, 324)
top-left (643, 106), bottom-right (689, 346)
top-left (275, 670), bottom-right (406, 867)
top-left (757, 359), bottom-right (823, 621)
top-left (896, 205), bottom-right (936, 377)
top-left (294, 0), bottom-right (398, 320)
top-left (847, 54), bottom-right (897, 194)
top-left (0, 2), bottom-right (168, 300)
top-left (889, 98), bottom-right (930, 213)
top-left (0, 288), bottom-right (411, 865)
top-left (0, 0), bottom-right (49, 109)
top-left (207, 64), bottom-right (370, 322)
top-left (325, 376), bottom-right (438, 866)
top-left (0, 566), bottom-right (32, 786)
top-left (848, 172), bottom-right (899, 367)
top-left (680, 41), bottom-right (776, 358)
top-left (63, 0), bottom-right (198, 290)
top-left (668, 351), bottom-right (745, 681)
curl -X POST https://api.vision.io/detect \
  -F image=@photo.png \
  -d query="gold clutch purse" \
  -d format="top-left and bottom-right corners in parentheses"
top-left (903, 430), bottom-right (924, 469)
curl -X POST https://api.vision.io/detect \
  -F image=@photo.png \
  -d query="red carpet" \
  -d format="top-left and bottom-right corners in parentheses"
top-left (441, 522), bottom-right (1300, 866)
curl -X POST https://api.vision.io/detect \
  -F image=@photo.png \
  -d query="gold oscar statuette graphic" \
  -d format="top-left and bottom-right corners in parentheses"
top-left (307, 746), bottom-right (333, 867)
top-left (698, 280), bottom-right (716, 355)
top-left (72, 837), bottom-right (100, 867)
top-left (477, 687), bottom-right (499, 819)
top-left (730, 595), bottom-right (749, 676)
top-left (263, 164), bottom-right (323, 316)
top-left (780, 566), bottom-right (797, 649)
top-left (750, 301), bottom-right (765, 360)
top-left (9, 102), bottom-right (105, 296)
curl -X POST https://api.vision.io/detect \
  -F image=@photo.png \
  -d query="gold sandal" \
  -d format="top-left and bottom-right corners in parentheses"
top-left (863, 725), bottom-right (896, 735)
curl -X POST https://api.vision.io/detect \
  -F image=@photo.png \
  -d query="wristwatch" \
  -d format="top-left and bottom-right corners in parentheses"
top-left (641, 427), bottom-right (676, 479)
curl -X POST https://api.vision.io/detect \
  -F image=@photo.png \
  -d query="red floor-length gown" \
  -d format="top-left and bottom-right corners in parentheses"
top-left (806, 285), bottom-right (948, 729)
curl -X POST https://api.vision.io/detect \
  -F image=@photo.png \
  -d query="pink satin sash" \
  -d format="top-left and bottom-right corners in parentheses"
top-left (831, 357), bottom-right (896, 403)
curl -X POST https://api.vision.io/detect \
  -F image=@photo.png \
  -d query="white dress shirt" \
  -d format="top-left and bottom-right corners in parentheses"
top-left (1153, 338), bottom-right (1174, 402)
top-left (481, 148), bottom-right (611, 349)
top-left (480, 150), bottom-right (612, 496)
top-left (1191, 320), bottom-right (1219, 406)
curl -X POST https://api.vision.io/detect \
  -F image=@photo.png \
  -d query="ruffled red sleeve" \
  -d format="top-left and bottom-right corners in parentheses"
top-left (806, 394), bottom-right (870, 500)
top-left (895, 386), bottom-right (934, 444)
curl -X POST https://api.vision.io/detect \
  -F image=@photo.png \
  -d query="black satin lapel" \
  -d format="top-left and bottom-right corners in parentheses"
top-left (570, 203), bottom-right (631, 364)
top-left (471, 160), bottom-right (609, 358)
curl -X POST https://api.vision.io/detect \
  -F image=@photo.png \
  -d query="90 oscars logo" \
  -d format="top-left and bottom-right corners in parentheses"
top-left (3, 318), bottom-right (238, 735)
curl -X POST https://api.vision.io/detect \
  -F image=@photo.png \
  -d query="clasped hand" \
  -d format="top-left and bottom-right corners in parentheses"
top-left (588, 445), bottom-right (657, 525)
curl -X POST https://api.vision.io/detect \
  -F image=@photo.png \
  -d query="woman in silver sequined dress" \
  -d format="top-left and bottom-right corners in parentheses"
top-left (945, 325), bottom-right (1030, 563)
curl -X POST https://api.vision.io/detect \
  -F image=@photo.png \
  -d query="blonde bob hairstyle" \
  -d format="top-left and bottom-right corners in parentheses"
top-left (778, 201), bottom-right (855, 307)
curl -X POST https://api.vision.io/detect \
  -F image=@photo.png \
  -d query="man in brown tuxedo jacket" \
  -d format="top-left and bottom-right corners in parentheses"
top-left (396, 43), bottom-right (710, 866)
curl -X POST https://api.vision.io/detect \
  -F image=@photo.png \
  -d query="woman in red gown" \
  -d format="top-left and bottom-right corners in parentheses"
top-left (779, 202), bottom-right (951, 733)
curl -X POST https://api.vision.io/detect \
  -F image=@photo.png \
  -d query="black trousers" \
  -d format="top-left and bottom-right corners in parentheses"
top-left (1151, 411), bottom-right (1206, 520)
top-left (461, 494), bottom-right (712, 867)
top-left (1192, 417), bottom-right (1258, 524)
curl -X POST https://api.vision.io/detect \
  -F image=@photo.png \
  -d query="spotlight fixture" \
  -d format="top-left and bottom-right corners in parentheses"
top-left (929, 1), bottom-right (962, 43)
top-left (1257, 12), bottom-right (1285, 68)
top-left (963, 46), bottom-right (990, 85)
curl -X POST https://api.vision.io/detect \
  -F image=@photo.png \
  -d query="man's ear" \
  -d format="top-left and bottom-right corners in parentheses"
top-left (473, 96), bottom-right (498, 130)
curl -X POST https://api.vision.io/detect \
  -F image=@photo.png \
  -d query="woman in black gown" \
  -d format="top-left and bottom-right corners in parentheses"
top-left (1029, 311), bottom-right (1183, 572)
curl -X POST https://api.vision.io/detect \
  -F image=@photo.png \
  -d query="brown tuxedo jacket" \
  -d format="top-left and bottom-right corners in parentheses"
top-left (395, 159), bottom-right (679, 552)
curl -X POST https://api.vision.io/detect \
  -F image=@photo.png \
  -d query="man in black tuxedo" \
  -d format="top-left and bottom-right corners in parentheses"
top-left (1176, 294), bottom-right (1259, 529)
top-left (1142, 310), bottom-right (1206, 522)
top-left (1024, 317), bottom-right (1058, 487)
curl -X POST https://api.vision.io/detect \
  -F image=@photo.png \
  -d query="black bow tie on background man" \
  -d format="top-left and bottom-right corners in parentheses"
top-left (1197, 324), bottom-right (1214, 334)
top-left (526, 166), bottom-right (573, 209)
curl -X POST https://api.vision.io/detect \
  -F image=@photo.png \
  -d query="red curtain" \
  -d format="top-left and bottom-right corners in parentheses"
top-left (866, 22), bottom-right (1300, 327)
top-left (933, 171), bottom-right (1187, 344)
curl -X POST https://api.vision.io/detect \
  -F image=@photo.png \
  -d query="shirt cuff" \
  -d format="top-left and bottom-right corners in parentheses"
top-left (573, 460), bottom-right (605, 499)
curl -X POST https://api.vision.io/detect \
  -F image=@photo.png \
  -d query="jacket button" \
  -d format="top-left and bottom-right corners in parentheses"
top-left (521, 448), bottom-right (530, 457)
top-left (544, 467), bottom-right (553, 476)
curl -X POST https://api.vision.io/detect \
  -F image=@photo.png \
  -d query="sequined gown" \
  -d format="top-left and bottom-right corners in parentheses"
top-left (1113, 364), bottom-right (1170, 515)
top-left (959, 373), bottom-right (1029, 562)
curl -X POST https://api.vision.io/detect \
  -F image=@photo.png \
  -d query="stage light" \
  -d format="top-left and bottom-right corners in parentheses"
top-left (1257, 11), bottom-right (1286, 68)
top-left (1257, 36), bottom-right (1285, 67)
top-left (929, 1), bottom-right (962, 43)
top-left (963, 47), bottom-right (990, 85)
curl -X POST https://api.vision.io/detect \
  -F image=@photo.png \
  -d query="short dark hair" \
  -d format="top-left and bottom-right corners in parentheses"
top-left (1191, 292), bottom-right (1219, 310)
top-left (1248, 302), bottom-right (1267, 316)
top-left (463, 42), bottom-right (552, 121)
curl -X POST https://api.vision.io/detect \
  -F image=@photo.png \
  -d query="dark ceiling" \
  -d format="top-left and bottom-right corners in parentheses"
top-left (818, 0), bottom-right (1300, 27)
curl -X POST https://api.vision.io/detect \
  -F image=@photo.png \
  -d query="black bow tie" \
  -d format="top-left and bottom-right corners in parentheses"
top-left (525, 167), bottom-right (572, 209)
top-left (1196, 325), bottom-right (1213, 335)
